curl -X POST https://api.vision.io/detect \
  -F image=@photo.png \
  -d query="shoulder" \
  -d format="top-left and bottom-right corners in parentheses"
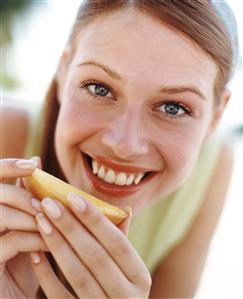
top-left (1, 102), bottom-right (29, 158)
top-left (149, 139), bottom-right (234, 298)
top-left (205, 138), bottom-right (234, 203)
top-left (195, 138), bottom-right (233, 231)
top-left (178, 138), bottom-right (234, 250)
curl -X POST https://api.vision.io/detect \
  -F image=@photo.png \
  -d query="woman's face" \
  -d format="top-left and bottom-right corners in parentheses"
top-left (55, 9), bottom-right (220, 216)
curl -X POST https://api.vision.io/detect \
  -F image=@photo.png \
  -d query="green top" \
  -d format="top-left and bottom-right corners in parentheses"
top-left (128, 138), bottom-right (221, 274)
top-left (24, 105), bottom-right (222, 275)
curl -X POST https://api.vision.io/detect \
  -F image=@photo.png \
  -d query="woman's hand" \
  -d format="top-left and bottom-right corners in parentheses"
top-left (31, 193), bottom-right (152, 298)
top-left (0, 158), bottom-right (48, 298)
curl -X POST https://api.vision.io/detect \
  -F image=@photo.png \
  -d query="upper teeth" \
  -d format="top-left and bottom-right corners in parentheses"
top-left (91, 159), bottom-right (145, 186)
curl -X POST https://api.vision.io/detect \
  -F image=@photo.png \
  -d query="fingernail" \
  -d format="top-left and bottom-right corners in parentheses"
top-left (36, 213), bottom-right (53, 235)
top-left (30, 156), bottom-right (40, 161)
top-left (30, 156), bottom-right (41, 166)
top-left (30, 252), bottom-right (41, 264)
top-left (42, 198), bottom-right (62, 219)
top-left (16, 159), bottom-right (38, 169)
top-left (31, 198), bottom-right (42, 212)
top-left (67, 193), bottom-right (86, 212)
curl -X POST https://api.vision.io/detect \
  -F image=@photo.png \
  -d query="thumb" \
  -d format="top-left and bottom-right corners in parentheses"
top-left (16, 156), bottom-right (42, 188)
top-left (19, 156), bottom-right (42, 190)
top-left (117, 207), bottom-right (132, 236)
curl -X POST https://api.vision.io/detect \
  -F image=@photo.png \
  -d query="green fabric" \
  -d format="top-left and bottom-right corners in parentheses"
top-left (24, 102), bottom-right (43, 158)
top-left (128, 138), bottom-right (222, 274)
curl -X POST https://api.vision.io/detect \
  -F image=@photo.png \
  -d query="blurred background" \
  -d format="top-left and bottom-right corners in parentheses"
top-left (0, 1), bottom-right (242, 298)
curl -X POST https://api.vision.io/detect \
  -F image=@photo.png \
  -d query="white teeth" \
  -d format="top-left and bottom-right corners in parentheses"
top-left (91, 158), bottom-right (146, 186)
top-left (126, 174), bottom-right (135, 185)
top-left (92, 159), bottom-right (98, 174)
top-left (134, 172), bottom-right (145, 185)
top-left (115, 172), bottom-right (127, 186)
top-left (104, 169), bottom-right (116, 184)
top-left (98, 165), bottom-right (105, 179)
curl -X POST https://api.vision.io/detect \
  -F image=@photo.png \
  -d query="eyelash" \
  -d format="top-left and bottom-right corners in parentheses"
top-left (79, 80), bottom-right (193, 119)
top-left (79, 80), bottom-right (115, 100)
top-left (153, 101), bottom-right (193, 119)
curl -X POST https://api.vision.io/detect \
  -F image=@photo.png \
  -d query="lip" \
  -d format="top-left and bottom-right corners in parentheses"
top-left (81, 152), bottom-right (159, 197)
top-left (88, 154), bottom-right (156, 173)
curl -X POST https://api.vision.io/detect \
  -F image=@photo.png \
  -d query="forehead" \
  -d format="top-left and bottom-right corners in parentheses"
top-left (72, 9), bottom-right (217, 96)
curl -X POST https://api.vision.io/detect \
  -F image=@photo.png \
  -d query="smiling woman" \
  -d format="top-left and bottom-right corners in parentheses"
top-left (0, 1), bottom-right (240, 299)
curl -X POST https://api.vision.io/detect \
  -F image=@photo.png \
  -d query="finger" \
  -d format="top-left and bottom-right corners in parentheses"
top-left (41, 198), bottom-right (129, 297)
top-left (16, 157), bottom-right (42, 188)
top-left (36, 213), bottom-right (107, 298)
top-left (30, 252), bottom-right (75, 299)
top-left (0, 158), bottom-right (38, 181)
top-left (0, 204), bottom-right (38, 233)
top-left (1, 183), bottom-right (41, 216)
top-left (117, 207), bottom-right (132, 236)
top-left (16, 177), bottom-right (25, 188)
top-left (0, 231), bottom-right (48, 264)
top-left (67, 194), bottom-right (149, 285)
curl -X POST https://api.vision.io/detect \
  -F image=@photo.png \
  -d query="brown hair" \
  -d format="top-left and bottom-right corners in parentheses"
top-left (37, 2), bottom-right (234, 296)
top-left (40, 0), bottom-right (234, 174)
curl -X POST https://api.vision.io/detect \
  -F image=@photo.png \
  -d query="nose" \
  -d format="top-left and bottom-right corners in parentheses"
top-left (101, 110), bottom-right (149, 160)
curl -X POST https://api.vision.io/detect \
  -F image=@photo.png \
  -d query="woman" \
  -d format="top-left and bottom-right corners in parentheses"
top-left (0, 1), bottom-right (239, 298)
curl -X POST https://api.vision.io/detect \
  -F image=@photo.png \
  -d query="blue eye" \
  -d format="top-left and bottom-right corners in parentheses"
top-left (87, 84), bottom-right (111, 97)
top-left (160, 103), bottom-right (184, 115)
top-left (155, 101), bottom-right (192, 118)
top-left (79, 80), bottom-right (113, 99)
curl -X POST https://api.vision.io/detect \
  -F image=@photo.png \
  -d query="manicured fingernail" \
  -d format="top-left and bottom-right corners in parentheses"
top-left (16, 159), bottom-right (38, 169)
top-left (31, 198), bottom-right (42, 212)
top-left (30, 252), bottom-right (41, 264)
top-left (42, 198), bottom-right (61, 219)
top-left (36, 213), bottom-right (53, 235)
top-left (30, 156), bottom-right (40, 161)
top-left (67, 193), bottom-right (86, 212)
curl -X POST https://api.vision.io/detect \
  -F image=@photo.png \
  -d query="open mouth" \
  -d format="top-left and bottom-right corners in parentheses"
top-left (82, 152), bottom-right (157, 196)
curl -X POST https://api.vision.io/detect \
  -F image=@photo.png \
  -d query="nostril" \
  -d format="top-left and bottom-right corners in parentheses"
top-left (101, 122), bottom-right (149, 158)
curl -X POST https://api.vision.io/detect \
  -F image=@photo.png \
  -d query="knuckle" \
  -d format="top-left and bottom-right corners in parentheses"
top-left (2, 183), bottom-right (30, 201)
top-left (72, 274), bottom-right (87, 290)
top-left (12, 231), bottom-right (25, 245)
top-left (0, 158), bottom-right (17, 180)
top-left (138, 272), bottom-right (152, 290)
top-left (4, 231), bottom-right (20, 250)
top-left (8, 230), bottom-right (18, 242)
top-left (131, 269), bottom-right (152, 289)
top-left (57, 218), bottom-right (75, 237)
top-left (37, 263), bottom-right (55, 283)
top-left (144, 274), bottom-right (152, 289)
top-left (89, 248), bottom-right (106, 267)
top-left (48, 234), bottom-right (64, 252)
top-left (116, 239), bottom-right (130, 256)
top-left (0, 184), bottom-right (37, 215)
top-left (0, 205), bottom-right (6, 232)
top-left (87, 209), bottom-right (102, 228)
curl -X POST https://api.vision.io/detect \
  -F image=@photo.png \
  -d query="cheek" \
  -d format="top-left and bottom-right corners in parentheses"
top-left (157, 122), bottom-right (208, 176)
top-left (55, 99), bottom-right (104, 148)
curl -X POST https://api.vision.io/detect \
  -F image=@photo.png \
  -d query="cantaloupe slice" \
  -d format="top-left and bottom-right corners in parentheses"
top-left (23, 168), bottom-right (128, 225)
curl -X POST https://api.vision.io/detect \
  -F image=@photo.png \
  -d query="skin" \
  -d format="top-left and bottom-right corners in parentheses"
top-left (0, 8), bottom-right (232, 299)
top-left (55, 8), bottom-right (224, 215)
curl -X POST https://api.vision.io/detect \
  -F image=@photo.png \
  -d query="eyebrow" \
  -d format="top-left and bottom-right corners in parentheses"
top-left (158, 85), bottom-right (206, 100)
top-left (77, 59), bottom-right (122, 81)
top-left (77, 59), bottom-right (206, 100)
